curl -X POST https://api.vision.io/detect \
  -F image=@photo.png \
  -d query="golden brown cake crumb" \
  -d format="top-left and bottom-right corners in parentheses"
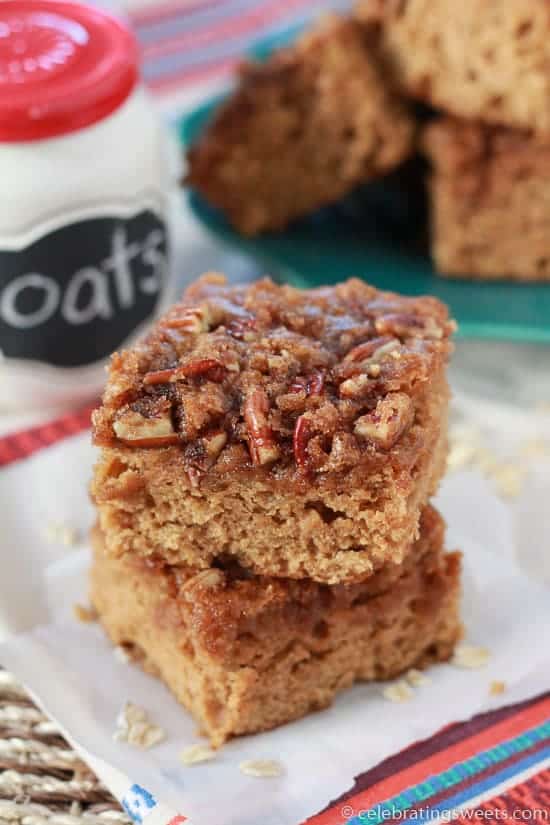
top-left (424, 118), bottom-right (550, 282)
top-left (90, 507), bottom-right (462, 747)
top-left (186, 15), bottom-right (414, 235)
top-left (91, 275), bottom-right (455, 584)
top-left (357, 0), bottom-right (550, 135)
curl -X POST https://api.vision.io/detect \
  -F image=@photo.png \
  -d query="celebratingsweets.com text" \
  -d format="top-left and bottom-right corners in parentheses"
top-left (341, 804), bottom-right (550, 822)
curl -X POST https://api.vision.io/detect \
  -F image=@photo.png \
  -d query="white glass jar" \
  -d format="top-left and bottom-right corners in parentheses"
top-left (0, 0), bottom-right (178, 410)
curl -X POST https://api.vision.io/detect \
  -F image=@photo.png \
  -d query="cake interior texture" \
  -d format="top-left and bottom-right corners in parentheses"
top-left (186, 15), bottom-right (414, 234)
top-left (424, 117), bottom-right (550, 282)
top-left (90, 506), bottom-right (462, 747)
top-left (92, 276), bottom-right (455, 585)
top-left (357, 0), bottom-right (550, 135)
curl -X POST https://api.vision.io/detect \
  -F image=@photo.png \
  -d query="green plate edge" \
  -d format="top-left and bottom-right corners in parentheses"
top-left (179, 55), bottom-right (550, 344)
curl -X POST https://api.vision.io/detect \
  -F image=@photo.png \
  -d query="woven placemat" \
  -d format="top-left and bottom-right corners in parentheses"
top-left (0, 670), bottom-right (130, 824)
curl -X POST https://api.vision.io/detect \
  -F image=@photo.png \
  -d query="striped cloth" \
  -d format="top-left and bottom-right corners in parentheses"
top-left (127, 0), bottom-right (353, 110)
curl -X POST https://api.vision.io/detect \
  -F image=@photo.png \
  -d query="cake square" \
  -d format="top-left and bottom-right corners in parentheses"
top-left (424, 117), bottom-right (550, 282)
top-left (187, 15), bottom-right (414, 235)
top-left (357, 0), bottom-right (550, 135)
top-left (90, 506), bottom-right (462, 747)
top-left (92, 275), bottom-right (455, 585)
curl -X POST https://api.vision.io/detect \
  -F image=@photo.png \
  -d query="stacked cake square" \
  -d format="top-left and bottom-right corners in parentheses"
top-left (91, 274), bottom-right (462, 746)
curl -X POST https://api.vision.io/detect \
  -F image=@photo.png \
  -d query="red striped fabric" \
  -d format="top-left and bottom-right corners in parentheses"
top-left (0, 403), bottom-right (96, 468)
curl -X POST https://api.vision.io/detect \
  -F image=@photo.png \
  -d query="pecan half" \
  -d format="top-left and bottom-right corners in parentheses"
top-left (113, 406), bottom-right (179, 447)
top-left (244, 389), bottom-right (280, 466)
top-left (354, 392), bottom-right (414, 449)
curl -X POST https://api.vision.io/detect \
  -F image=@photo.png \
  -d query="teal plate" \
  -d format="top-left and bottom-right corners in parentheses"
top-left (179, 72), bottom-right (550, 343)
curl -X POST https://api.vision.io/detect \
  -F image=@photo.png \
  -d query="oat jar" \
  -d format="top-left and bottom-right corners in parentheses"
top-left (0, 0), bottom-right (177, 410)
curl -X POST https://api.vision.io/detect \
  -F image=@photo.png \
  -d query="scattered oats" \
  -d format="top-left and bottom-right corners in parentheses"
top-left (520, 439), bottom-right (549, 460)
top-left (447, 442), bottom-right (477, 471)
top-left (113, 646), bottom-right (132, 664)
top-left (43, 522), bottom-right (79, 546)
top-left (180, 744), bottom-right (216, 766)
top-left (492, 464), bottom-right (526, 499)
top-left (382, 680), bottom-right (414, 703)
top-left (73, 604), bottom-right (97, 623)
top-left (114, 702), bottom-right (165, 749)
top-left (473, 447), bottom-right (499, 476)
top-left (406, 668), bottom-right (431, 688)
top-left (490, 680), bottom-right (507, 696)
top-left (239, 759), bottom-right (283, 778)
top-left (452, 644), bottom-right (490, 670)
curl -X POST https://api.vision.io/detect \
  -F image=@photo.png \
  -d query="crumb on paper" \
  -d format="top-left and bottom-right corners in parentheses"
top-left (490, 680), bottom-right (506, 696)
top-left (452, 644), bottom-right (490, 670)
top-left (73, 604), bottom-right (98, 623)
top-left (447, 441), bottom-right (477, 471)
top-left (113, 646), bottom-right (132, 664)
top-left (44, 521), bottom-right (80, 546)
top-left (180, 744), bottom-right (217, 766)
top-left (520, 439), bottom-right (549, 459)
top-left (382, 680), bottom-right (414, 703)
top-left (406, 668), bottom-right (431, 688)
top-left (114, 702), bottom-right (165, 749)
top-left (239, 759), bottom-right (283, 778)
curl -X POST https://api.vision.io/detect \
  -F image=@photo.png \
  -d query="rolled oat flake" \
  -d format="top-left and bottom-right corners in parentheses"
top-left (0, 0), bottom-right (178, 409)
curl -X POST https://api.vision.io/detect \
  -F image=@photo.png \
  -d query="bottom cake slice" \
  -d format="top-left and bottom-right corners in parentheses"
top-left (90, 507), bottom-right (462, 747)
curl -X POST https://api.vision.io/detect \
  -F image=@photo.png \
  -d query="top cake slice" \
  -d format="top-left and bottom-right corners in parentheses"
top-left (186, 15), bottom-right (414, 235)
top-left (356, 0), bottom-right (550, 135)
top-left (92, 275), bottom-right (455, 585)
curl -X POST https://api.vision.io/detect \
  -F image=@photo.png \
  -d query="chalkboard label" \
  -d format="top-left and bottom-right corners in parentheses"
top-left (0, 210), bottom-right (168, 368)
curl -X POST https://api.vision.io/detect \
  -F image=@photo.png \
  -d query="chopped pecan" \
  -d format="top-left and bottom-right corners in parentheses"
top-left (163, 305), bottom-right (211, 334)
top-left (289, 370), bottom-right (325, 397)
top-left (293, 415), bottom-right (312, 470)
top-left (113, 406), bottom-right (179, 447)
top-left (182, 569), bottom-right (224, 597)
top-left (375, 314), bottom-right (444, 340)
top-left (202, 430), bottom-right (227, 460)
top-left (344, 336), bottom-right (396, 363)
top-left (227, 317), bottom-right (257, 341)
top-left (187, 466), bottom-right (202, 488)
top-left (143, 359), bottom-right (226, 385)
top-left (307, 369), bottom-right (325, 396)
top-left (354, 392), bottom-right (414, 449)
top-left (339, 373), bottom-right (371, 398)
top-left (244, 389), bottom-right (280, 466)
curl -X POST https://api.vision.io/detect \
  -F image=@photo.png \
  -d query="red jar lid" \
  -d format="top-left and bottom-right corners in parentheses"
top-left (0, 0), bottom-right (139, 141)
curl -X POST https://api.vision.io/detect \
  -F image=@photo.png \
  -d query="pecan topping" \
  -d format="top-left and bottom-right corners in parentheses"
top-left (113, 406), bottom-right (179, 447)
top-left (244, 389), bottom-right (280, 466)
top-left (354, 392), bottom-right (414, 449)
